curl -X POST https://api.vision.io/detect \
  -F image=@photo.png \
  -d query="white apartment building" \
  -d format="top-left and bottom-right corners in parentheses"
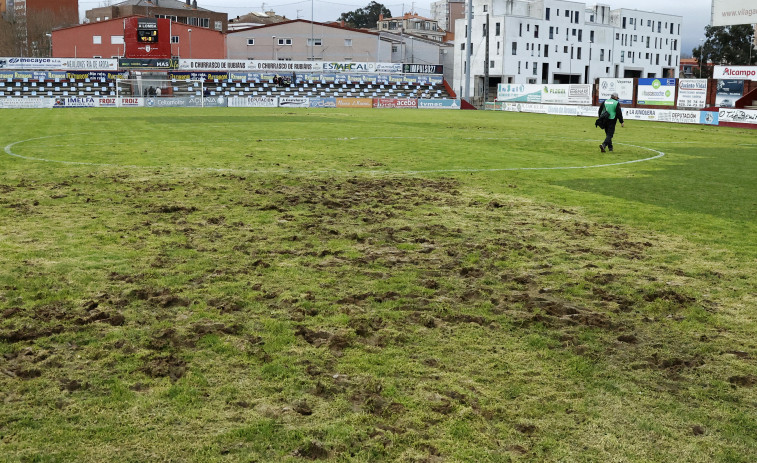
top-left (453, 0), bottom-right (682, 100)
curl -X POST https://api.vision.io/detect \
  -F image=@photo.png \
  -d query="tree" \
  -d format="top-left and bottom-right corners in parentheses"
top-left (692, 24), bottom-right (756, 77)
top-left (337, 1), bottom-right (392, 29)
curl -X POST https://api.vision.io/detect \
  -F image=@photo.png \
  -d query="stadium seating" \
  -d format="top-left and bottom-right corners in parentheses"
top-left (3, 74), bottom-right (453, 101)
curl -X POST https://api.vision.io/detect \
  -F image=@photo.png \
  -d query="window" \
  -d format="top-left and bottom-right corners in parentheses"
top-left (278, 38), bottom-right (293, 45)
top-left (533, 62), bottom-right (537, 75)
top-left (546, 8), bottom-right (550, 20)
top-left (172, 36), bottom-right (180, 44)
top-left (600, 49), bottom-right (605, 61)
top-left (246, 38), bottom-right (255, 45)
top-left (496, 23), bottom-right (500, 36)
top-left (590, 31), bottom-right (594, 43)
top-left (483, 5), bottom-right (487, 12)
top-left (307, 38), bottom-right (322, 46)
top-left (519, 23), bottom-right (522, 37)
top-left (544, 46), bottom-right (548, 57)
top-left (111, 35), bottom-right (124, 45)
top-left (621, 51), bottom-right (625, 62)
top-left (622, 17), bottom-right (627, 29)
top-left (578, 30), bottom-right (582, 41)
top-left (344, 39), bottom-right (352, 46)
top-left (534, 25), bottom-right (539, 38)
top-left (549, 26), bottom-right (554, 39)
top-left (557, 61), bottom-right (561, 69)
top-left (646, 37), bottom-right (650, 48)
top-left (392, 45), bottom-right (398, 52)
top-left (483, 24), bottom-right (487, 36)
top-left (490, 60), bottom-right (494, 68)
top-left (565, 10), bottom-right (569, 18)
top-left (512, 42), bottom-right (517, 55)
top-left (460, 43), bottom-right (465, 50)
top-left (93, 35), bottom-right (102, 44)
top-left (577, 48), bottom-right (581, 59)
top-left (518, 61), bottom-right (521, 74)
top-left (564, 46), bottom-right (568, 53)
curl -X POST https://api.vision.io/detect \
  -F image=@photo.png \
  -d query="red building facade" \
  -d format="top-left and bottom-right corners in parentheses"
top-left (52, 16), bottom-right (226, 59)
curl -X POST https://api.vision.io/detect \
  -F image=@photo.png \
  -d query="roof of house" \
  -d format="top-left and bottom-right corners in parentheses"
top-left (382, 12), bottom-right (437, 22)
top-left (227, 19), bottom-right (380, 37)
top-left (106, 0), bottom-right (213, 13)
top-left (53, 14), bottom-right (223, 33)
top-left (230, 11), bottom-right (288, 25)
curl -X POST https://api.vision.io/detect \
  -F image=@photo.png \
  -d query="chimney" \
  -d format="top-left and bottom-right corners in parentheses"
top-left (379, 14), bottom-right (383, 21)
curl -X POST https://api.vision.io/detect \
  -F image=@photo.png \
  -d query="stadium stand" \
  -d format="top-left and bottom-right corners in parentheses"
top-left (3, 74), bottom-right (452, 101)
top-left (115, 75), bottom-right (453, 100)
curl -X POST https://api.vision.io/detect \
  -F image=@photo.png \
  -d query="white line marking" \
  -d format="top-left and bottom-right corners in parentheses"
top-left (4, 134), bottom-right (665, 175)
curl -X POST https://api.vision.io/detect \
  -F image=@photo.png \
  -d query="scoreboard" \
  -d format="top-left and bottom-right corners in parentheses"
top-left (124, 17), bottom-right (171, 59)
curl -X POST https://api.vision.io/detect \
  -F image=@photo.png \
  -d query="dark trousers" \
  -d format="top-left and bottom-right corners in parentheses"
top-left (603, 119), bottom-right (617, 148)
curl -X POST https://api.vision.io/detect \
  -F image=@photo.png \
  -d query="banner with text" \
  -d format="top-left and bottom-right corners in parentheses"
top-left (497, 84), bottom-right (592, 105)
top-left (677, 79), bottom-right (708, 108)
top-left (711, 0), bottom-right (757, 27)
top-left (636, 78), bottom-right (676, 106)
top-left (713, 65), bottom-right (757, 80)
top-left (372, 98), bottom-right (418, 109)
top-left (719, 108), bottom-right (757, 124)
top-left (418, 99), bottom-right (460, 109)
top-left (598, 78), bottom-right (634, 104)
top-left (0, 57), bottom-right (118, 70)
top-left (228, 96), bottom-right (278, 108)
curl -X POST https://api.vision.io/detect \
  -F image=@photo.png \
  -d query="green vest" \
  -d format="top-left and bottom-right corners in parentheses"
top-left (604, 99), bottom-right (619, 119)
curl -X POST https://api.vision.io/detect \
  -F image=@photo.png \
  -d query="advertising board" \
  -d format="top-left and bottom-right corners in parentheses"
top-left (496, 84), bottom-right (543, 102)
top-left (497, 84), bottom-right (591, 104)
top-left (418, 99), bottom-right (460, 109)
top-left (715, 79), bottom-right (743, 107)
top-left (279, 97), bottom-right (309, 108)
top-left (228, 96), bottom-right (278, 108)
top-left (0, 98), bottom-right (54, 109)
top-left (677, 79), bottom-right (708, 108)
top-left (0, 57), bottom-right (117, 70)
top-left (309, 98), bottom-right (337, 108)
top-left (636, 78), bottom-right (676, 106)
top-left (335, 98), bottom-right (372, 108)
top-left (598, 78), bottom-right (634, 104)
top-left (711, 0), bottom-right (757, 26)
top-left (713, 65), bottom-right (757, 80)
top-left (372, 98), bottom-right (418, 108)
top-left (719, 108), bottom-right (757, 124)
top-left (53, 96), bottom-right (97, 108)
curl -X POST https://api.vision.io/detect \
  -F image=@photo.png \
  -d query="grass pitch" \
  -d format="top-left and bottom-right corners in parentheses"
top-left (1, 108), bottom-right (756, 462)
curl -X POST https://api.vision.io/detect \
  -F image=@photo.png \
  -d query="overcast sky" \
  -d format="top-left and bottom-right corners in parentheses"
top-left (78, 0), bottom-right (713, 54)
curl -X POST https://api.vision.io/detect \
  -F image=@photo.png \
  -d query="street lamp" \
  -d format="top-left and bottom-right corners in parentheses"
top-left (187, 29), bottom-right (192, 58)
top-left (698, 38), bottom-right (704, 78)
